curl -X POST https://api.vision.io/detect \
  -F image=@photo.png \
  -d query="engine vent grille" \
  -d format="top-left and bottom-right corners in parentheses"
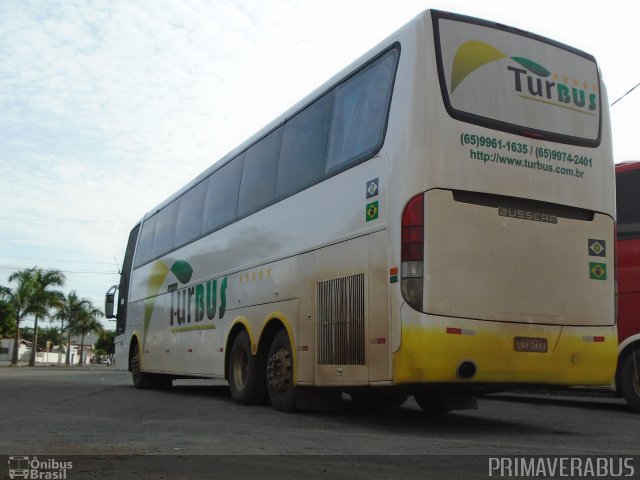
top-left (317, 273), bottom-right (365, 365)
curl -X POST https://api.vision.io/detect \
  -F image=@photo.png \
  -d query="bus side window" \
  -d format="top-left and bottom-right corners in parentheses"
top-left (238, 127), bottom-right (282, 218)
top-left (276, 94), bottom-right (333, 199)
top-left (152, 200), bottom-right (180, 259)
top-left (175, 180), bottom-right (207, 248)
top-left (326, 49), bottom-right (398, 172)
top-left (134, 214), bottom-right (157, 267)
top-left (203, 154), bottom-right (244, 234)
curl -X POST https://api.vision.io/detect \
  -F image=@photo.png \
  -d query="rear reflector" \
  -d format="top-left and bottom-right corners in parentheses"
top-left (583, 336), bottom-right (606, 343)
top-left (446, 327), bottom-right (477, 336)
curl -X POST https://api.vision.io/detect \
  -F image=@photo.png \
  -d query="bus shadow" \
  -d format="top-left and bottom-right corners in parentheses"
top-left (482, 392), bottom-right (632, 414)
top-left (166, 385), bottom-right (544, 436)
top-left (334, 399), bottom-right (559, 437)
top-left (160, 383), bottom-right (633, 437)
top-left (170, 384), bottom-right (232, 399)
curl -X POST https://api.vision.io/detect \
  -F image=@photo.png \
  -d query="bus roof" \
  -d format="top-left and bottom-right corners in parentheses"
top-left (138, 8), bottom-right (605, 222)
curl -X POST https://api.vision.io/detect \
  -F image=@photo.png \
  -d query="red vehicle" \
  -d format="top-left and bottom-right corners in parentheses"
top-left (615, 161), bottom-right (640, 412)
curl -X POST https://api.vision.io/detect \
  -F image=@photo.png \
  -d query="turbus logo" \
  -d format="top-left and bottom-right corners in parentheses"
top-left (169, 275), bottom-right (227, 329)
top-left (144, 260), bottom-right (227, 343)
top-left (450, 41), bottom-right (598, 114)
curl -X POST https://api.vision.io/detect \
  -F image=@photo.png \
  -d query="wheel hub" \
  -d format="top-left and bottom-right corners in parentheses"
top-left (267, 348), bottom-right (292, 392)
top-left (232, 349), bottom-right (249, 390)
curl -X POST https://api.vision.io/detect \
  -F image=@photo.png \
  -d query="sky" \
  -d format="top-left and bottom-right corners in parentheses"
top-left (1, 0), bottom-right (638, 330)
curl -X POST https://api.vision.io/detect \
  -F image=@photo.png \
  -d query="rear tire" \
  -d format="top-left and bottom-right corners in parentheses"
top-left (619, 351), bottom-right (640, 413)
top-left (228, 331), bottom-right (267, 405)
top-left (266, 330), bottom-right (296, 412)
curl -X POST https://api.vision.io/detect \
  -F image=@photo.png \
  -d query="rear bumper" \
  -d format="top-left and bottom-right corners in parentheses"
top-left (393, 307), bottom-right (617, 386)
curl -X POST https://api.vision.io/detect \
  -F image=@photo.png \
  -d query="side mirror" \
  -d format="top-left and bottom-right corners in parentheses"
top-left (105, 285), bottom-right (118, 319)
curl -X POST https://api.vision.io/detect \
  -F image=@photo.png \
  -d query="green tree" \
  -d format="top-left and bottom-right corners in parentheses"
top-left (0, 295), bottom-right (16, 337)
top-left (95, 330), bottom-right (116, 355)
top-left (1, 269), bottom-right (38, 366)
top-left (69, 302), bottom-right (104, 366)
top-left (24, 268), bottom-right (66, 366)
top-left (54, 291), bottom-right (91, 366)
top-left (19, 326), bottom-right (34, 343)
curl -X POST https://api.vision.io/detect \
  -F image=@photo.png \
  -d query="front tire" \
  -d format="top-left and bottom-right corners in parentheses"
top-left (619, 351), bottom-right (640, 413)
top-left (228, 331), bottom-right (267, 405)
top-left (130, 342), bottom-right (149, 389)
top-left (130, 342), bottom-right (172, 389)
top-left (266, 330), bottom-right (296, 412)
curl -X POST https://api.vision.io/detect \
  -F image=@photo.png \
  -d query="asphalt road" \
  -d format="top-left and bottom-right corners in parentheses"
top-left (1, 366), bottom-right (638, 479)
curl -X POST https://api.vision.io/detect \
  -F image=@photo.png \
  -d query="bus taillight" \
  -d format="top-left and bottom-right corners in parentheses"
top-left (401, 193), bottom-right (424, 311)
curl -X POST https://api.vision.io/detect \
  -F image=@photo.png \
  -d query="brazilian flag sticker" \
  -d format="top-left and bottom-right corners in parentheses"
top-left (589, 262), bottom-right (607, 281)
top-left (366, 201), bottom-right (379, 222)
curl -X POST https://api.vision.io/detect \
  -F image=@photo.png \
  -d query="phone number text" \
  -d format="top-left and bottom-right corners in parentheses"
top-left (460, 133), bottom-right (593, 167)
top-left (460, 133), bottom-right (529, 154)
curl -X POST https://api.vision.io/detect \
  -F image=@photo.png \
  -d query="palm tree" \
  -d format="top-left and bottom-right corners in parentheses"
top-left (2, 269), bottom-right (38, 366)
top-left (69, 302), bottom-right (104, 366)
top-left (54, 291), bottom-right (91, 366)
top-left (25, 269), bottom-right (66, 366)
top-left (39, 326), bottom-right (62, 350)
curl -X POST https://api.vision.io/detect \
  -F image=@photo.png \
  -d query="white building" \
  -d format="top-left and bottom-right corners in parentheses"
top-left (0, 338), bottom-right (31, 364)
top-left (1, 334), bottom-right (100, 366)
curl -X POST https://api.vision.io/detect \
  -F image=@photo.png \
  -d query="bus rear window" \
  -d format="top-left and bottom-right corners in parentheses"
top-left (433, 12), bottom-right (601, 146)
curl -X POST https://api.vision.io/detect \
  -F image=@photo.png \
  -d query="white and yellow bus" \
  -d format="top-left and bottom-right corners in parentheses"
top-left (106, 10), bottom-right (617, 412)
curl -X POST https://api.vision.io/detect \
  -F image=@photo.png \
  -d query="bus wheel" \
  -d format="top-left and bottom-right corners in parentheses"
top-left (620, 351), bottom-right (640, 413)
top-left (266, 330), bottom-right (296, 412)
top-left (350, 391), bottom-right (409, 410)
top-left (130, 342), bottom-right (150, 389)
top-left (228, 331), bottom-right (267, 405)
top-left (413, 393), bottom-right (452, 414)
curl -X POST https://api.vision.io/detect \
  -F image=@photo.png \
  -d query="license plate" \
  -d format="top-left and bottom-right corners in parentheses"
top-left (514, 337), bottom-right (548, 353)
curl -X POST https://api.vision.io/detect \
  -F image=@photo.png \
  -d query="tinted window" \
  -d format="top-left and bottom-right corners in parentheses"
top-left (238, 127), bottom-right (282, 217)
top-left (617, 168), bottom-right (640, 240)
top-left (175, 180), bottom-right (207, 247)
top-left (276, 94), bottom-right (333, 199)
top-left (327, 49), bottom-right (397, 171)
top-left (134, 214), bottom-right (157, 267)
top-left (152, 199), bottom-right (180, 258)
top-left (203, 155), bottom-right (243, 233)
